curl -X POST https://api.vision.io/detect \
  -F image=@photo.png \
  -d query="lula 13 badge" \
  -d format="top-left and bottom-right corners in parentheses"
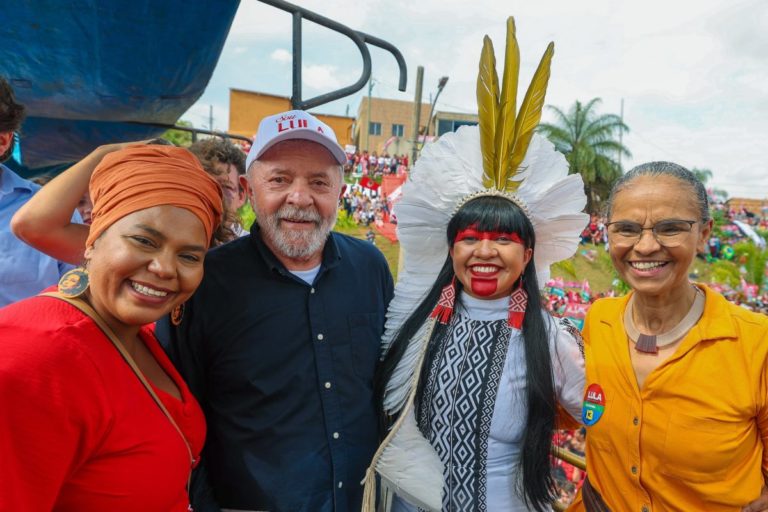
top-left (582, 383), bottom-right (605, 426)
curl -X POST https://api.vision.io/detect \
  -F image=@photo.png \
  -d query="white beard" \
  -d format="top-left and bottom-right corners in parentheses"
top-left (256, 203), bottom-right (337, 261)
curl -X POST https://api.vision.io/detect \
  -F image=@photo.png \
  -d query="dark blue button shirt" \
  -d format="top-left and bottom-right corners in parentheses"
top-left (157, 226), bottom-right (393, 512)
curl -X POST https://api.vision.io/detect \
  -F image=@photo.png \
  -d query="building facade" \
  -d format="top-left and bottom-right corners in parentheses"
top-left (354, 97), bottom-right (431, 157)
top-left (229, 89), bottom-right (355, 147)
top-left (726, 198), bottom-right (768, 214)
top-left (227, 89), bottom-right (478, 157)
top-left (434, 110), bottom-right (478, 136)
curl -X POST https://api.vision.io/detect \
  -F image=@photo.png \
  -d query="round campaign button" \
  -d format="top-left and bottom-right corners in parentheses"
top-left (582, 383), bottom-right (606, 426)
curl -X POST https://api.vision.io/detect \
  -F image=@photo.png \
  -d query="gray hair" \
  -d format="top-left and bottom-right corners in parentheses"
top-left (605, 161), bottom-right (710, 222)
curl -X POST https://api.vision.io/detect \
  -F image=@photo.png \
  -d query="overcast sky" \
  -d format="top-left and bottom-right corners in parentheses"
top-left (185, 0), bottom-right (767, 199)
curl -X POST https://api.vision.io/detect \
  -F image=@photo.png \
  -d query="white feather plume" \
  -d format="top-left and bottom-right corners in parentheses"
top-left (382, 126), bottom-right (588, 414)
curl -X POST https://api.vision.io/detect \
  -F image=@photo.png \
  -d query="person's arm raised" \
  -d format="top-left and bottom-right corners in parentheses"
top-left (11, 143), bottom-right (134, 265)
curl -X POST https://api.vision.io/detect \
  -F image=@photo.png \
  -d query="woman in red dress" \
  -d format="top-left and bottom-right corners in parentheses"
top-left (0, 145), bottom-right (223, 511)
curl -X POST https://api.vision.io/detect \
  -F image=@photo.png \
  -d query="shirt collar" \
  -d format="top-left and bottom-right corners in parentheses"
top-left (0, 164), bottom-right (38, 195)
top-left (693, 283), bottom-right (738, 341)
top-left (249, 223), bottom-right (342, 276)
top-left (459, 293), bottom-right (509, 321)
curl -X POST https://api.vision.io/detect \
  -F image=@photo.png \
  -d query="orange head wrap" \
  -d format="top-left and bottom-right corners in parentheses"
top-left (86, 145), bottom-right (223, 248)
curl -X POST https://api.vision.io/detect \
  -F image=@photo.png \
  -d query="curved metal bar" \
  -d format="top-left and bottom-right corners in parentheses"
top-left (552, 445), bottom-right (586, 470)
top-left (551, 445), bottom-right (586, 511)
top-left (125, 121), bottom-right (253, 143)
top-left (259, 0), bottom-right (371, 111)
top-left (355, 31), bottom-right (407, 91)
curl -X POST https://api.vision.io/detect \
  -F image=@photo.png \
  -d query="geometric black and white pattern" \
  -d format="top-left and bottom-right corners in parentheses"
top-left (417, 315), bottom-right (512, 511)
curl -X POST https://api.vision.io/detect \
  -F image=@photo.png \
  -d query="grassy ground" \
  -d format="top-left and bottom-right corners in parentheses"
top-left (333, 225), bottom-right (401, 281)
top-left (331, 229), bottom-right (718, 294)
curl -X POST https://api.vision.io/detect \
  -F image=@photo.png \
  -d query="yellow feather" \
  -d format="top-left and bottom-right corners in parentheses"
top-left (507, 41), bottom-right (554, 191)
top-left (476, 35), bottom-right (499, 188)
top-left (494, 17), bottom-right (520, 189)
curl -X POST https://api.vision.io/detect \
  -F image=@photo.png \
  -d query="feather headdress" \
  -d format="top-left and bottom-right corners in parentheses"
top-left (478, 17), bottom-right (553, 194)
top-left (361, 18), bottom-right (588, 511)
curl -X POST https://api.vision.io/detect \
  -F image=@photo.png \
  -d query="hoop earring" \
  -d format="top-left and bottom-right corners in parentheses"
top-left (507, 276), bottom-right (528, 329)
top-left (58, 268), bottom-right (90, 298)
top-left (171, 302), bottom-right (185, 326)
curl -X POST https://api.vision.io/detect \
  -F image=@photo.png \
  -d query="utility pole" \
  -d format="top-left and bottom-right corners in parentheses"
top-left (618, 98), bottom-right (624, 170)
top-left (410, 66), bottom-right (424, 167)
top-left (208, 104), bottom-right (214, 132)
top-left (365, 78), bottom-right (374, 152)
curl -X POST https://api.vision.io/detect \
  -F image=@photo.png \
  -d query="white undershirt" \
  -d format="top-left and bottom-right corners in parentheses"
top-left (289, 264), bottom-right (321, 285)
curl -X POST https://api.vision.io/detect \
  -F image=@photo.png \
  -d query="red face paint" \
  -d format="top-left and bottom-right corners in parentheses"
top-left (451, 224), bottom-right (530, 301)
top-left (470, 277), bottom-right (498, 297)
top-left (454, 225), bottom-right (524, 245)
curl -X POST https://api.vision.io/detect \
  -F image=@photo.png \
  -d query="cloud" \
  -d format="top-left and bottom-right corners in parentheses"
top-left (187, 0), bottom-right (768, 198)
top-left (302, 64), bottom-right (342, 91)
top-left (270, 48), bottom-right (292, 63)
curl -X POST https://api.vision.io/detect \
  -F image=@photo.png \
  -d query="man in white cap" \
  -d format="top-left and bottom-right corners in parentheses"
top-left (158, 110), bottom-right (394, 512)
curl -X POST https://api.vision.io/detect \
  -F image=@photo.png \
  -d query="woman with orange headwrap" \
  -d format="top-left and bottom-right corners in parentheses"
top-left (0, 145), bottom-right (222, 511)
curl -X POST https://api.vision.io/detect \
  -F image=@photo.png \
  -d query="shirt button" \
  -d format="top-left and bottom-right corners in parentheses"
top-left (631, 466), bottom-right (638, 475)
top-left (633, 417), bottom-right (639, 426)
top-left (317, 333), bottom-right (324, 341)
top-left (325, 382), bottom-right (332, 389)
top-left (338, 481), bottom-right (343, 488)
top-left (642, 506), bottom-right (649, 512)
top-left (333, 432), bottom-right (340, 439)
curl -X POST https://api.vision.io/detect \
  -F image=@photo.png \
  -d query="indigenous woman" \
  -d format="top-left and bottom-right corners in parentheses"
top-left (569, 162), bottom-right (768, 512)
top-left (0, 145), bottom-right (222, 511)
top-left (362, 19), bottom-right (588, 512)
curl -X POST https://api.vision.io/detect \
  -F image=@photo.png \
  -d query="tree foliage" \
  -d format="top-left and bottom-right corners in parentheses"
top-left (691, 167), bottom-right (728, 201)
top-left (538, 98), bottom-right (630, 213)
top-left (162, 119), bottom-right (193, 147)
top-left (239, 202), bottom-right (256, 231)
top-left (734, 241), bottom-right (768, 288)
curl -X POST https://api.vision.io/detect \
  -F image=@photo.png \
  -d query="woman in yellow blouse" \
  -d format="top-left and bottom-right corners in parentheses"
top-left (569, 162), bottom-right (768, 512)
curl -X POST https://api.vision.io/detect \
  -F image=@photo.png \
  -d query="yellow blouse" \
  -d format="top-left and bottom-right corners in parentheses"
top-left (569, 285), bottom-right (768, 512)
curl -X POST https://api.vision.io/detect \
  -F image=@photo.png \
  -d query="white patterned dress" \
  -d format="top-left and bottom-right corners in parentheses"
top-left (392, 294), bottom-right (584, 512)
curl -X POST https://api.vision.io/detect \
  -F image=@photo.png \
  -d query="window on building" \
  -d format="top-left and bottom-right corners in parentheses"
top-left (437, 119), bottom-right (478, 136)
top-left (369, 122), bottom-right (382, 136)
top-left (392, 124), bottom-right (405, 137)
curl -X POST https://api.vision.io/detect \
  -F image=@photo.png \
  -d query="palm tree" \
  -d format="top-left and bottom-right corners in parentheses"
top-left (691, 167), bottom-right (728, 201)
top-left (538, 98), bottom-right (630, 213)
top-left (691, 167), bottom-right (713, 183)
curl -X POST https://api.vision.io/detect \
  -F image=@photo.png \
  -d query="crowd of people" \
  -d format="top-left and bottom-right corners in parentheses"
top-left (721, 202), bottom-right (768, 230)
top-left (579, 215), bottom-right (608, 246)
top-left (552, 429), bottom-right (586, 507)
top-left (3, 16), bottom-right (768, 512)
top-left (341, 186), bottom-right (390, 228)
top-left (716, 286), bottom-right (768, 315)
top-left (345, 151), bottom-right (409, 177)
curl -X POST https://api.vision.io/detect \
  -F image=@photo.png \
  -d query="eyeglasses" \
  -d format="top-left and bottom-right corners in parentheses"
top-left (606, 219), bottom-right (698, 248)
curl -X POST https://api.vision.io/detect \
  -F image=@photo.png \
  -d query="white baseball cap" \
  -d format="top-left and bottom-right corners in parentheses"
top-left (245, 110), bottom-right (347, 170)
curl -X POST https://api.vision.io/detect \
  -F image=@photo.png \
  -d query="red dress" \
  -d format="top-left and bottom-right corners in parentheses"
top-left (0, 293), bottom-right (206, 511)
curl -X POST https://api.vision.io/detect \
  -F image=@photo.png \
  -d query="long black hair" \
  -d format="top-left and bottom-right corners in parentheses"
top-left (373, 195), bottom-right (558, 511)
